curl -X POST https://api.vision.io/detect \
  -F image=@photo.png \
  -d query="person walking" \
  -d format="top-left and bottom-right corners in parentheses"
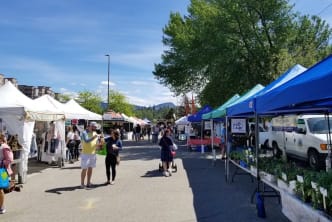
top-left (104, 130), bottom-right (122, 185)
top-left (0, 133), bottom-right (13, 214)
top-left (72, 125), bottom-right (81, 161)
top-left (220, 123), bottom-right (227, 159)
top-left (158, 129), bottom-right (173, 177)
top-left (80, 122), bottom-right (103, 188)
top-left (66, 126), bottom-right (75, 163)
top-left (135, 124), bottom-right (141, 142)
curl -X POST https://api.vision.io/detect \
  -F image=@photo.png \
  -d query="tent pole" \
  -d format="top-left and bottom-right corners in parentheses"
top-left (201, 120), bottom-right (204, 154)
top-left (325, 112), bottom-right (332, 172)
top-left (211, 119), bottom-right (216, 164)
top-left (255, 112), bottom-right (260, 193)
top-left (225, 116), bottom-right (229, 182)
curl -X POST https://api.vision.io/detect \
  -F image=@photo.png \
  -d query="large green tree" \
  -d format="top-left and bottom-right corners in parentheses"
top-left (153, 0), bottom-right (332, 107)
top-left (77, 90), bottom-right (103, 114)
top-left (108, 89), bottom-right (134, 116)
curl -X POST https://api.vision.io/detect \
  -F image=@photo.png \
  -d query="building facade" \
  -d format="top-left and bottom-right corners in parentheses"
top-left (0, 73), bottom-right (55, 98)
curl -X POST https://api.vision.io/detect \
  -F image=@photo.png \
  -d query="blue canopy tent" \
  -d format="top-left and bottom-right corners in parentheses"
top-left (227, 64), bottom-right (307, 117)
top-left (201, 94), bottom-right (240, 161)
top-left (222, 84), bottom-right (265, 117)
top-left (224, 64), bottom-right (307, 181)
top-left (256, 55), bottom-right (332, 114)
top-left (187, 105), bottom-right (213, 153)
top-left (225, 54), bottom-right (332, 198)
top-left (187, 105), bottom-right (213, 122)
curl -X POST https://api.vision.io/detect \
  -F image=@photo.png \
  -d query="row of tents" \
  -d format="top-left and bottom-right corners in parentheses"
top-left (0, 81), bottom-right (150, 183)
top-left (184, 53), bottom-right (332, 123)
top-left (0, 81), bottom-right (105, 182)
top-left (175, 54), bottom-right (332, 160)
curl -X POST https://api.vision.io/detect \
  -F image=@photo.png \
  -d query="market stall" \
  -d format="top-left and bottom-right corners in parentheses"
top-left (0, 82), bottom-right (65, 183)
top-left (226, 55), bottom-right (332, 220)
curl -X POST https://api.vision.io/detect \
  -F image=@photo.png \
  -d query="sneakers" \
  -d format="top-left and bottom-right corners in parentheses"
top-left (86, 183), bottom-right (94, 188)
top-left (105, 181), bottom-right (111, 185)
top-left (168, 169), bottom-right (172, 176)
top-left (163, 171), bottom-right (169, 177)
top-left (110, 181), bottom-right (115, 185)
top-left (0, 208), bottom-right (6, 214)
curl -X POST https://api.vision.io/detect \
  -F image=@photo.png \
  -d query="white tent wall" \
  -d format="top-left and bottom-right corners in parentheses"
top-left (39, 120), bottom-right (66, 165)
top-left (0, 82), bottom-right (66, 183)
top-left (1, 114), bottom-right (34, 183)
top-left (34, 95), bottom-right (67, 164)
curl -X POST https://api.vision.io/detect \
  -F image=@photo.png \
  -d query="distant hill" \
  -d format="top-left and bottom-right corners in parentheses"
top-left (101, 102), bottom-right (176, 111)
top-left (134, 102), bottom-right (176, 110)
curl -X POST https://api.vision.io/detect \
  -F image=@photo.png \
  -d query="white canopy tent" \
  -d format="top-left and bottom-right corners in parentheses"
top-left (34, 95), bottom-right (69, 163)
top-left (64, 99), bottom-right (102, 120)
top-left (175, 116), bottom-right (189, 125)
top-left (0, 82), bottom-right (65, 182)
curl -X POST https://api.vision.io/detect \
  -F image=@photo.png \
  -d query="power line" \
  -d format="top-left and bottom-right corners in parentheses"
top-left (317, 2), bottom-right (332, 15)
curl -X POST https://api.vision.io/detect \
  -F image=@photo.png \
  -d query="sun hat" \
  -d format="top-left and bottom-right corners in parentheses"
top-left (89, 121), bottom-right (98, 128)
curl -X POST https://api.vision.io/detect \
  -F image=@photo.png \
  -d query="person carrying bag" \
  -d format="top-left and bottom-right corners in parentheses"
top-left (104, 130), bottom-right (122, 185)
top-left (0, 133), bottom-right (14, 214)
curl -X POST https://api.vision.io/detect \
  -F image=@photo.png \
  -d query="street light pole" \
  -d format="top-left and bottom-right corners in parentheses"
top-left (105, 54), bottom-right (110, 111)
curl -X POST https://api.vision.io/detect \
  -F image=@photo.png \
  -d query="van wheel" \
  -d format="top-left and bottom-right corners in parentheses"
top-left (272, 142), bottom-right (282, 158)
top-left (308, 150), bottom-right (319, 170)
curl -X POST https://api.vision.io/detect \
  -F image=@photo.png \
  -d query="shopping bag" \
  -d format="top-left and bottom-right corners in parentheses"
top-left (0, 167), bottom-right (9, 189)
top-left (96, 144), bottom-right (106, 156)
top-left (172, 143), bottom-right (178, 150)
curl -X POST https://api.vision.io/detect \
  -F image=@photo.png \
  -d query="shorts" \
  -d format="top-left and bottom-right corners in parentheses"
top-left (80, 154), bottom-right (97, 169)
top-left (161, 149), bottom-right (173, 162)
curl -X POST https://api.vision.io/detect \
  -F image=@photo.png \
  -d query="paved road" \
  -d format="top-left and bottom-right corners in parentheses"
top-left (2, 140), bottom-right (290, 222)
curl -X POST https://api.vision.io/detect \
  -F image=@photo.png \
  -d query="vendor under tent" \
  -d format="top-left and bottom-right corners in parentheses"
top-left (0, 82), bottom-right (65, 183)
top-left (224, 55), bottom-right (332, 221)
top-left (174, 116), bottom-right (190, 141)
top-left (224, 64), bottom-right (307, 182)
top-left (187, 105), bottom-right (213, 153)
top-left (201, 94), bottom-right (240, 161)
top-left (34, 95), bottom-right (68, 164)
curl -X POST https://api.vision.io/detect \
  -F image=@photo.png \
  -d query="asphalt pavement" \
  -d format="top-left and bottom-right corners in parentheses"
top-left (1, 139), bottom-right (290, 222)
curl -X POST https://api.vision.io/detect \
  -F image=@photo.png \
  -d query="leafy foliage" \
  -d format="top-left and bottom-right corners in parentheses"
top-left (154, 0), bottom-right (332, 106)
top-left (77, 90), bottom-right (103, 114)
top-left (108, 89), bottom-right (134, 116)
top-left (56, 94), bottom-right (71, 103)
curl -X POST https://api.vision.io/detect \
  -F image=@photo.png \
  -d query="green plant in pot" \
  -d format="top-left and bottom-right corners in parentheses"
top-left (295, 169), bottom-right (313, 203)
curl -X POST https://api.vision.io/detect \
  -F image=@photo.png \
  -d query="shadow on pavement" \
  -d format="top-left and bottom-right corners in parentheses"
top-left (45, 183), bottom-right (108, 194)
top-left (45, 185), bottom-right (85, 194)
top-left (27, 158), bottom-right (58, 175)
top-left (60, 166), bottom-right (81, 170)
top-left (141, 169), bottom-right (163, 178)
top-left (181, 154), bottom-right (290, 222)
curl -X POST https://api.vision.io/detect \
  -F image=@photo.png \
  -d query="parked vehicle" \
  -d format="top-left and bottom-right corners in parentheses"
top-left (268, 115), bottom-right (332, 170)
top-left (248, 123), bottom-right (269, 150)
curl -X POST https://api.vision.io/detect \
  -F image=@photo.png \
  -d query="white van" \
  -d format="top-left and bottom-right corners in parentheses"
top-left (248, 123), bottom-right (270, 149)
top-left (269, 115), bottom-right (332, 170)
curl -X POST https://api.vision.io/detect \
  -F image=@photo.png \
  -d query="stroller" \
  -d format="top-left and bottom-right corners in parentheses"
top-left (159, 145), bottom-right (178, 172)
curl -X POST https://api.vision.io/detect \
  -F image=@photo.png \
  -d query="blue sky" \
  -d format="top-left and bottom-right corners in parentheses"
top-left (0, 0), bottom-right (331, 107)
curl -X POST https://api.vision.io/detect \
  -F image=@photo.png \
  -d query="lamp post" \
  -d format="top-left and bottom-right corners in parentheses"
top-left (105, 54), bottom-right (110, 111)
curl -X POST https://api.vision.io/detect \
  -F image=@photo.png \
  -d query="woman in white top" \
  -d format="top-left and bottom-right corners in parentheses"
top-left (66, 126), bottom-right (75, 163)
